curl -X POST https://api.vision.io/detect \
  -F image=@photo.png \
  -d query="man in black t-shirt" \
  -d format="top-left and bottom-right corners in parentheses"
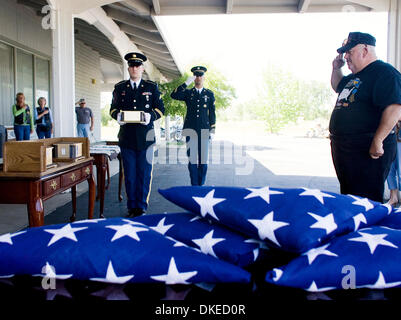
top-left (329, 32), bottom-right (401, 202)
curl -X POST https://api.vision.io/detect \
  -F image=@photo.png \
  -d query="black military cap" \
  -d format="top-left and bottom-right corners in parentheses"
top-left (124, 52), bottom-right (147, 67)
top-left (191, 66), bottom-right (207, 77)
top-left (337, 32), bottom-right (376, 54)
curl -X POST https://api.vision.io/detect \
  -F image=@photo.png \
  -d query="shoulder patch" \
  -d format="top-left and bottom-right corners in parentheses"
top-left (115, 80), bottom-right (127, 88)
top-left (144, 79), bottom-right (157, 85)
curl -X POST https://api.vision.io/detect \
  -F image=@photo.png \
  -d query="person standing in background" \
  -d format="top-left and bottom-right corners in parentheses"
top-left (109, 52), bottom-right (165, 218)
top-left (75, 98), bottom-right (94, 138)
top-left (329, 32), bottom-right (401, 202)
top-left (386, 121), bottom-right (401, 207)
top-left (34, 97), bottom-right (53, 139)
top-left (171, 66), bottom-right (216, 186)
top-left (12, 92), bottom-right (33, 141)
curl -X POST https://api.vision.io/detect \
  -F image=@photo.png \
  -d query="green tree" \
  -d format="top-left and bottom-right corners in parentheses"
top-left (250, 65), bottom-right (333, 133)
top-left (158, 64), bottom-right (236, 117)
top-left (101, 105), bottom-right (112, 126)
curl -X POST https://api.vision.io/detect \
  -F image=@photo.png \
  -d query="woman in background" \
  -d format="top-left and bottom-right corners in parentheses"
top-left (12, 92), bottom-right (33, 141)
top-left (34, 97), bottom-right (53, 139)
top-left (386, 121), bottom-right (401, 207)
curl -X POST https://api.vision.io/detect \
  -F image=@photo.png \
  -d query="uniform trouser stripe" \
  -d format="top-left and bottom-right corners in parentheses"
top-left (121, 146), bottom-right (154, 210)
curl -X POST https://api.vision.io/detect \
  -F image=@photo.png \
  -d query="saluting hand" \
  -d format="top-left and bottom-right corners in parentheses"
top-left (333, 53), bottom-right (345, 70)
top-left (185, 76), bottom-right (196, 86)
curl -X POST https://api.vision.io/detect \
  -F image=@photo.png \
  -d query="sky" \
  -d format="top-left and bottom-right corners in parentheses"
top-left (155, 11), bottom-right (389, 104)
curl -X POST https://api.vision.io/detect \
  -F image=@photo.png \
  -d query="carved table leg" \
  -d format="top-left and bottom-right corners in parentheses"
top-left (106, 158), bottom-right (110, 190)
top-left (88, 172), bottom-right (96, 220)
top-left (27, 181), bottom-right (44, 227)
top-left (70, 185), bottom-right (77, 222)
top-left (99, 160), bottom-right (107, 218)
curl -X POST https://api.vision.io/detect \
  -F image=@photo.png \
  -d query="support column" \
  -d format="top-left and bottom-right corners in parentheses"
top-left (50, 1), bottom-right (76, 137)
top-left (388, 0), bottom-right (401, 71)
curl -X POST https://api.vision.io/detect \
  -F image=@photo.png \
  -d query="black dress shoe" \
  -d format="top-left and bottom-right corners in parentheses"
top-left (126, 208), bottom-right (145, 218)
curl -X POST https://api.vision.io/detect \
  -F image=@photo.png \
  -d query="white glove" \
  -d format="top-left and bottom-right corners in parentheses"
top-left (185, 76), bottom-right (196, 86)
top-left (117, 112), bottom-right (125, 125)
top-left (209, 132), bottom-right (215, 140)
top-left (141, 112), bottom-right (151, 126)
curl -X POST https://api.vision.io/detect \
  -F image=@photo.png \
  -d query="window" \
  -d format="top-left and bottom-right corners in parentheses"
top-left (16, 49), bottom-right (34, 109)
top-left (0, 42), bottom-right (51, 126)
top-left (0, 43), bottom-right (14, 125)
top-left (35, 57), bottom-right (50, 105)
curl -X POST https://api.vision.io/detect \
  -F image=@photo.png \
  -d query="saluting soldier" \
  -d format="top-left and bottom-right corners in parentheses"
top-left (110, 52), bottom-right (165, 217)
top-left (171, 66), bottom-right (216, 186)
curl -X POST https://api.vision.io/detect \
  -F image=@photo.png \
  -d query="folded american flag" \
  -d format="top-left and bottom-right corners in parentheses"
top-left (265, 226), bottom-right (401, 292)
top-left (0, 218), bottom-right (251, 284)
top-left (159, 186), bottom-right (391, 253)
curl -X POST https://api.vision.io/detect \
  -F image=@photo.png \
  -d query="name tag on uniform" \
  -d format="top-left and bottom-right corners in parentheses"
top-left (142, 92), bottom-right (152, 95)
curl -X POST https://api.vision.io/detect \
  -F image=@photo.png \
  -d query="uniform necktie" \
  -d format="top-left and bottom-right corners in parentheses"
top-left (133, 83), bottom-right (137, 91)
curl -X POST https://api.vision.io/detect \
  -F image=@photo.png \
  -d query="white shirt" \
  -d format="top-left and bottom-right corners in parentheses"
top-left (130, 78), bottom-right (141, 90)
top-left (196, 87), bottom-right (203, 94)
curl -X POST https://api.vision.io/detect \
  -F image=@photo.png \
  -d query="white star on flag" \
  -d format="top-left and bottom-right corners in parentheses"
top-left (244, 186), bottom-right (283, 204)
top-left (165, 236), bottom-right (188, 248)
top-left (353, 213), bottom-right (367, 231)
top-left (308, 212), bottom-right (338, 234)
top-left (106, 224), bottom-right (148, 242)
top-left (91, 261), bottom-right (134, 284)
top-left (306, 281), bottom-right (336, 292)
top-left (348, 195), bottom-right (374, 211)
top-left (122, 219), bottom-right (146, 226)
top-left (303, 243), bottom-right (338, 265)
top-left (244, 239), bottom-right (270, 250)
top-left (151, 257), bottom-right (198, 285)
top-left (363, 271), bottom-right (401, 289)
top-left (0, 231), bottom-right (25, 245)
top-left (150, 217), bottom-right (174, 235)
top-left (299, 188), bottom-right (335, 204)
top-left (192, 230), bottom-right (225, 258)
top-left (382, 203), bottom-right (392, 215)
top-left (271, 268), bottom-right (283, 282)
top-left (44, 224), bottom-right (88, 247)
top-left (72, 218), bottom-right (104, 224)
top-left (252, 248), bottom-right (260, 261)
top-left (192, 189), bottom-right (226, 220)
top-left (348, 232), bottom-right (398, 254)
top-left (248, 211), bottom-right (289, 246)
top-left (190, 216), bottom-right (202, 222)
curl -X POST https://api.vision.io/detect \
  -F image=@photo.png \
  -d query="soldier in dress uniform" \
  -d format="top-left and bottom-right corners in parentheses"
top-left (110, 52), bottom-right (165, 217)
top-left (171, 66), bottom-right (216, 186)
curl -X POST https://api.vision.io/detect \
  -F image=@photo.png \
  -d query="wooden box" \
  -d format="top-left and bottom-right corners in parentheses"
top-left (53, 142), bottom-right (82, 159)
top-left (45, 147), bottom-right (53, 166)
top-left (121, 111), bottom-right (145, 123)
top-left (2, 137), bottom-right (90, 174)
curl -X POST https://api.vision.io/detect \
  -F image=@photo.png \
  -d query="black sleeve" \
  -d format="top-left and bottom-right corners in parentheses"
top-left (109, 87), bottom-right (120, 120)
top-left (373, 70), bottom-right (401, 111)
top-left (170, 83), bottom-right (188, 101)
top-left (150, 84), bottom-right (165, 122)
top-left (209, 92), bottom-right (216, 133)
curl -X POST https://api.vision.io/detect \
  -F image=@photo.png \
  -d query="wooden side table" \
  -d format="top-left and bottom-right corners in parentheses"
top-left (0, 158), bottom-right (96, 227)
